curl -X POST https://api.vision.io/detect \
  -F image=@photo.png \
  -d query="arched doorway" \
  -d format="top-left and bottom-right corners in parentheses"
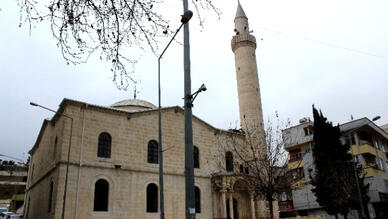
top-left (226, 198), bottom-right (238, 219)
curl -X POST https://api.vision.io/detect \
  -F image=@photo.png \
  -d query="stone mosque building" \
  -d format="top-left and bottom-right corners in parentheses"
top-left (25, 3), bottom-right (274, 219)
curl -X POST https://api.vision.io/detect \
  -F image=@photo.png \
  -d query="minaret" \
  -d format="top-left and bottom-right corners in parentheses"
top-left (232, 2), bottom-right (265, 138)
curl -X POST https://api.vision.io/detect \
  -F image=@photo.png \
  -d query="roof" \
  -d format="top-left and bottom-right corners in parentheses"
top-left (30, 98), bottom-right (240, 154)
top-left (380, 124), bottom-right (388, 134)
top-left (235, 1), bottom-right (247, 20)
top-left (340, 117), bottom-right (388, 139)
top-left (283, 117), bottom-right (388, 149)
top-left (110, 99), bottom-right (156, 109)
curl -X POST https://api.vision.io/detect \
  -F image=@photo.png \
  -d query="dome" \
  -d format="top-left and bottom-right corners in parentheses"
top-left (110, 99), bottom-right (156, 111)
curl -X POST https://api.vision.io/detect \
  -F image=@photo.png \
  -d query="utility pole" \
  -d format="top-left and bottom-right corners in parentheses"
top-left (182, 0), bottom-right (196, 218)
top-left (158, 11), bottom-right (192, 219)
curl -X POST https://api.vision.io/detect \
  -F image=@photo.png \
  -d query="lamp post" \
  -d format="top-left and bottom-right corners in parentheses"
top-left (181, 0), bottom-right (197, 218)
top-left (30, 102), bottom-right (73, 219)
top-left (158, 11), bottom-right (193, 219)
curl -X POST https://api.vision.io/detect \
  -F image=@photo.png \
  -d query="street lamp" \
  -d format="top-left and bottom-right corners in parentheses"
top-left (157, 10), bottom-right (193, 219)
top-left (30, 102), bottom-right (73, 219)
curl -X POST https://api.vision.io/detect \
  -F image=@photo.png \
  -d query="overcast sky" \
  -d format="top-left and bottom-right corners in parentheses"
top-left (1, 0), bottom-right (388, 161)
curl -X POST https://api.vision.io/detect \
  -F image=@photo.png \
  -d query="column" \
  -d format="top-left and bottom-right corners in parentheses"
top-left (212, 190), bottom-right (217, 218)
top-left (229, 193), bottom-right (234, 219)
top-left (250, 192), bottom-right (256, 219)
top-left (220, 189), bottom-right (227, 218)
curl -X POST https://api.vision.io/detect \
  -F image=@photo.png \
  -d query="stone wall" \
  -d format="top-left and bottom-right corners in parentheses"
top-left (26, 101), bottom-right (223, 219)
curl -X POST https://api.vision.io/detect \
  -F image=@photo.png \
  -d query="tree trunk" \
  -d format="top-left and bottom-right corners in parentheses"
top-left (268, 198), bottom-right (274, 219)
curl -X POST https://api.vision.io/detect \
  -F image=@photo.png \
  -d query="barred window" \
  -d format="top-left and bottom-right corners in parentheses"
top-left (194, 146), bottom-right (200, 169)
top-left (147, 140), bottom-right (159, 164)
top-left (98, 132), bottom-right (111, 158)
top-left (94, 179), bottom-right (109, 211)
top-left (146, 183), bottom-right (158, 212)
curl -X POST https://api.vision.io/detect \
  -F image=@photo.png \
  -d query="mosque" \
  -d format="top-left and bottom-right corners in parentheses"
top-left (24, 2), bottom-right (274, 219)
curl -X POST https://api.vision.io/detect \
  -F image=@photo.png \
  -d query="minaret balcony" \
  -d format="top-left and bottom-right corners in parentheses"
top-left (231, 34), bottom-right (256, 52)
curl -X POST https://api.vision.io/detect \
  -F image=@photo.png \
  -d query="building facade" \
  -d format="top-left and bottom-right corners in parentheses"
top-left (25, 2), bottom-right (272, 219)
top-left (282, 117), bottom-right (388, 219)
top-left (0, 162), bottom-right (27, 211)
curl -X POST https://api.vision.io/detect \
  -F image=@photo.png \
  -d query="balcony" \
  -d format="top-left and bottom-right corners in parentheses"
top-left (291, 179), bottom-right (307, 189)
top-left (288, 160), bottom-right (304, 170)
top-left (351, 144), bottom-right (377, 156)
top-left (365, 167), bottom-right (387, 179)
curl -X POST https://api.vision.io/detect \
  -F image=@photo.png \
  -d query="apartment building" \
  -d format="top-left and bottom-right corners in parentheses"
top-left (282, 117), bottom-right (388, 219)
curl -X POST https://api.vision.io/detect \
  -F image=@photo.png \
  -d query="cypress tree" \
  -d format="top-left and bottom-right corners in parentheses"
top-left (311, 106), bottom-right (369, 218)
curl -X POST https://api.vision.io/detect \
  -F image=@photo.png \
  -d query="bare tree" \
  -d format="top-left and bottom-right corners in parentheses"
top-left (215, 116), bottom-right (293, 219)
top-left (17, 0), bottom-right (219, 89)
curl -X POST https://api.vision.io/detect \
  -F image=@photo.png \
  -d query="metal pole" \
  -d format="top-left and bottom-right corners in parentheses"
top-left (62, 117), bottom-right (73, 219)
top-left (30, 102), bottom-right (73, 219)
top-left (348, 117), bottom-right (380, 219)
top-left (158, 57), bottom-right (165, 219)
top-left (158, 23), bottom-right (184, 219)
top-left (353, 152), bottom-right (366, 219)
top-left (182, 0), bottom-right (196, 218)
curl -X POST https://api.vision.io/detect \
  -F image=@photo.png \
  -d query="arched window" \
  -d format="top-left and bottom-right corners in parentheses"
top-left (195, 186), bottom-right (201, 213)
top-left (98, 132), bottom-right (111, 158)
top-left (146, 183), bottom-right (158, 212)
top-left (53, 136), bottom-right (58, 159)
top-left (94, 179), bottom-right (109, 211)
top-left (194, 146), bottom-right (199, 169)
top-left (225, 151), bottom-right (234, 172)
top-left (239, 164), bottom-right (244, 173)
top-left (147, 140), bottom-right (159, 164)
top-left (48, 181), bottom-right (53, 212)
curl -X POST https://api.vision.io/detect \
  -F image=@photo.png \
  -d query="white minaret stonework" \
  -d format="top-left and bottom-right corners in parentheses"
top-left (232, 2), bottom-right (265, 137)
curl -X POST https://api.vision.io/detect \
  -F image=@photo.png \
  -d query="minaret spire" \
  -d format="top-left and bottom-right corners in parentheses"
top-left (234, 1), bottom-right (249, 35)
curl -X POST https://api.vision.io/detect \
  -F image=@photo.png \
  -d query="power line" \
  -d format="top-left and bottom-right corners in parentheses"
top-left (0, 153), bottom-right (26, 162)
top-left (257, 26), bottom-right (388, 60)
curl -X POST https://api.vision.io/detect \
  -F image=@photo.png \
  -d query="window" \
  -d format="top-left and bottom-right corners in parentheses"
top-left (53, 136), bottom-right (58, 159)
top-left (303, 126), bottom-right (314, 136)
top-left (351, 134), bottom-right (356, 145)
top-left (147, 140), bottom-right (159, 164)
top-left (289, 149), bottom-right (302, 162)
top-left (291, 168), bottom-right (304, 181)
top-left (48, 181), bottom-right (53, 212)
top-left (98, 132), bottom-right (111, 158)
top-left (194, 146), bottom-right (199, 168)
top-left (195, 186), bottom-right (201, 213)
top-left (26, 196), bottom-right (30, 219)
top-left (239, 164), bottom-right (249, 174)
top-left (226, 151), bottom-right (234, 172)
top-left (30, 164), bottom-right (34, 181)
top-left (146, 183), bottom-right (158, 212)
top-left (94, 179), bottom-right (109, 211)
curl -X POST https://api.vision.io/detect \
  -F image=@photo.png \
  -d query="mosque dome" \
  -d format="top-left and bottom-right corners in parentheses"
top-left (110, 99), bottom-right (156, 112)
